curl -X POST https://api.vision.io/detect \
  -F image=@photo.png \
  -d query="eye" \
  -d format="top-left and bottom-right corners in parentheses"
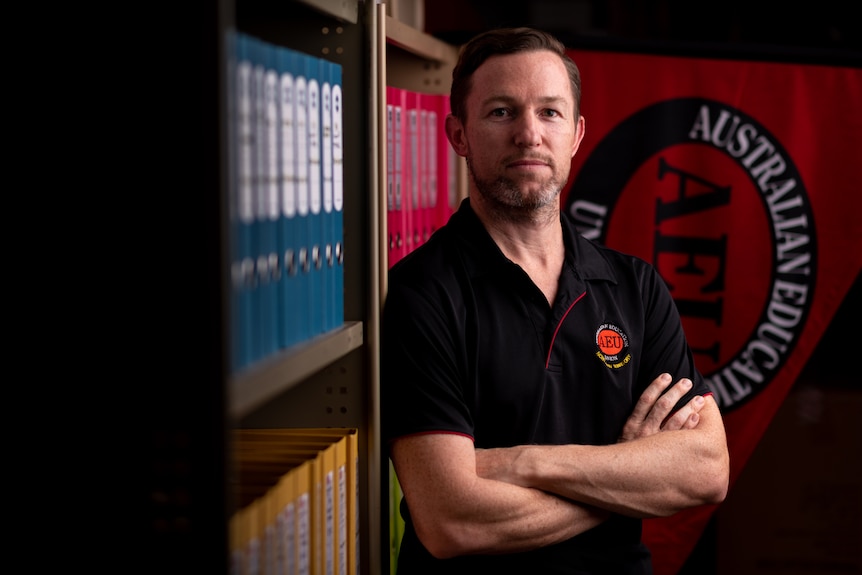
top-left (490, 108), bottom-right (510, 118)
top-left (542, 108), bottom-right (560, 118)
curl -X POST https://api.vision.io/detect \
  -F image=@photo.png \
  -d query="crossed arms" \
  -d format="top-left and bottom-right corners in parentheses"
top-left (388, 373), bottom-right (730, 559)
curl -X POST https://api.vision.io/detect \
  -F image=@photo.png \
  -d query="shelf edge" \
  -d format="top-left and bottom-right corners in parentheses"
top-left (296, 0), bottom-right (358, 24)
top-left (229, 321), bottom-right (365, 419)
top-left (385, 15), bottom-right (459, 63)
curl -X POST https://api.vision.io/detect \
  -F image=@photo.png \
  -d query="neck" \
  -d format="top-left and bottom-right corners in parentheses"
top-left (471, 195), bottom-right (565, 304)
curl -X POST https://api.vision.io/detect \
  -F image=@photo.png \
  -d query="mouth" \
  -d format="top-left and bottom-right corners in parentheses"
top-left (506, 156), bottom-right (552, 169)
top-left (507, 159), bottom-right (551, 172)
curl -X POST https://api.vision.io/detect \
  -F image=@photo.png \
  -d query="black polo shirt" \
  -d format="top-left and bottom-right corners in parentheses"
top-left (381, 198), bottom-right (708, 574)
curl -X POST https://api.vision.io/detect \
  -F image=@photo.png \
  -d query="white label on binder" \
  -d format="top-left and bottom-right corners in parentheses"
top-left (265, 68), bottom-right (280, 222)
top-left (296, 76), bottom-right (309, 218)
top-left (280, 71), bottom-right (296, 218)
top-left (238, 60), bottom-right (254, 225)
top-left (428, 109), bottom-right (438, 209)
top-left (322, 80), bottom-right (333, 214)
top-left (308, 77), bottom-right (322, 216)
top-left (333, 84), bottom-right (344, 212)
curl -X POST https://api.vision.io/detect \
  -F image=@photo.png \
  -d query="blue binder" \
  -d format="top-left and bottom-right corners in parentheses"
top-left (305, 54), bottom-right (324, 338)
top-left (293, 53), bottom-right (312, 344)
top-left (233, 32), bottom-right (258, 371)
top-left (320, 60), bottom-right (341, 331)
top-left (255, 37), bottom-right (280, 361)
top-left (321, 58), bottom-right (334, 333)
top-left (276, 45), bottom-right (301, 350)
top-left (330, 61), bottom-right (345, 329)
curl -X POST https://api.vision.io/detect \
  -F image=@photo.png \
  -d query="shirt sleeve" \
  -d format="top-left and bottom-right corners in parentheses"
top-left (637, 258), bottom-right (711, 407)
top-left (380, 267), bottom-right (475, 445)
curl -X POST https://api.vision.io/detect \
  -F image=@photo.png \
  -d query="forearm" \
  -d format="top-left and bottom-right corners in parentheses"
top-left (422, 476), bottom-right (606, 557)
top-left (527, 432), bottom-right (725, 517)
top-left (391, 435), bottom-right (608, 559)
top-left (479, 399), bottom-right (729, 518)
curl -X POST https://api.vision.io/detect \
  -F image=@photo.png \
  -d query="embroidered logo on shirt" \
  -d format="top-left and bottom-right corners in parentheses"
top-left (595, 323), bottom-right (632, 369)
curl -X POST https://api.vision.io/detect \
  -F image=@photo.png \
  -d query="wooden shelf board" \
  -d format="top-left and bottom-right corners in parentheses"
top-left (229, 321), bottom-right (364, 419)
top-left (385, 15), bottom-right (459, 63)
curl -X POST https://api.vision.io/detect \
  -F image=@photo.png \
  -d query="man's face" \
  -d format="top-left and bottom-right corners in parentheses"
top-left (452, 50), bottom-right (584, 212)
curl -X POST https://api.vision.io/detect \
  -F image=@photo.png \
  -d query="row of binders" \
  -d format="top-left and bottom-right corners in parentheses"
top-left (386, 86), bottom-right (459, 268)
top-left (231, 428), bottom-right (359, 575)
top-left (228, 30), bottom-right (345, 374)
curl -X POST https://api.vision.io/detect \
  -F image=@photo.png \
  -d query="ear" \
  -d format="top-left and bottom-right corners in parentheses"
top-left (445, 114), bottom-right (468, 157)
top-left (571, 115), bottom-right (585, 158)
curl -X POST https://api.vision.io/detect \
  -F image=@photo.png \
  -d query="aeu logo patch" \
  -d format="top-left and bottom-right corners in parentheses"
top-left (595, 323), bottom-right (632, 369)
top-left (567, 97), bottom-right (816, 413)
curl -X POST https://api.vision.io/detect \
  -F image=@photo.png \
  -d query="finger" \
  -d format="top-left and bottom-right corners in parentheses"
top-left (643, 377), bottom-right (693, 430)
top-left (661, 395), bottom-right (705, 430)
top-left (628, 373), bottom-right (674, 424)
top-left (658, 377), bottom-right (695, 412)
top-left (685, 411), bottom-right (700, 429)
top-left (619, 374), bottom-right (676, 441)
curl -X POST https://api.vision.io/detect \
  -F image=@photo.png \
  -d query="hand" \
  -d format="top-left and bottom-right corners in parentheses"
top-left (618, 373), bottom-right (705, 442)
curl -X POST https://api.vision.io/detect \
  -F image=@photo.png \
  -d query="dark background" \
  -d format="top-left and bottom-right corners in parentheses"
top-left (423, 0), bottom-right (861, 64)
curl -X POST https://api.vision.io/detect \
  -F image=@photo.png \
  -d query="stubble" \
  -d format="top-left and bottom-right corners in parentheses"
top-left (466, 155), bottom-right (567, 225)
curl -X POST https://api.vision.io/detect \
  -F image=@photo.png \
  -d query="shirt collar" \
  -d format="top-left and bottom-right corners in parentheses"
top-left (450, 197), bottom-right (619, 285)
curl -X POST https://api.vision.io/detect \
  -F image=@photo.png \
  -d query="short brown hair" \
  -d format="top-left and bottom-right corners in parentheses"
top-left (449, 27), bottom-right (582, 121)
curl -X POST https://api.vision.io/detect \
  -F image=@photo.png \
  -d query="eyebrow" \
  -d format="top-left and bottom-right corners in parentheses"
top-left (480, 94), bottom-right (570, 108)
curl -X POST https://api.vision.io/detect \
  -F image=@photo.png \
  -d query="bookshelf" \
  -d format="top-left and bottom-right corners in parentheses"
top-left (144, 1), bottom-right (462, 573)
top-left (227, 1), bottom-right (382, 574)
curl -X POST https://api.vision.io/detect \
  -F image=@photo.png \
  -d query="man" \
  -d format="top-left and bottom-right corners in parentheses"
top-left (381, 27), bottom-right (729, 574)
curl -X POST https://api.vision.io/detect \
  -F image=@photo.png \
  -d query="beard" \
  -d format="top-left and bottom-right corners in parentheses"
top-left (466, 155), bottom-right (567, 221)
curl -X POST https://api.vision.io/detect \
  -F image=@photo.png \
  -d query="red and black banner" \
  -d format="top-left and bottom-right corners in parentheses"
top-left (562, 49), bottom-right (862, 574)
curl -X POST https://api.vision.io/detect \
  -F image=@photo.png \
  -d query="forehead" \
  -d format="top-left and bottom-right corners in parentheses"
top-left (469, 50), bottom-right (572, 103)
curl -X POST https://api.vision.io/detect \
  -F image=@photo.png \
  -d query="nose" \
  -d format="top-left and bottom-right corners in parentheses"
top-left (513, 113), bottom-right (542, 148)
